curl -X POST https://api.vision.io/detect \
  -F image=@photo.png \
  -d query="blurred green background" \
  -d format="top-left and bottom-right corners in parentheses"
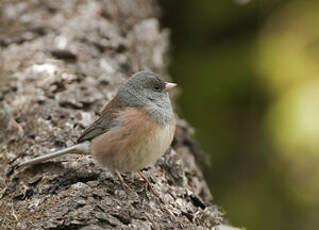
top-left (160, 0), bottom-right (319, 229)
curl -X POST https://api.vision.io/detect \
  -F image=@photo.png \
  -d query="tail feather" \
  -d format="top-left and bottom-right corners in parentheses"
top-left (18, 141), bottom-right (90, 167)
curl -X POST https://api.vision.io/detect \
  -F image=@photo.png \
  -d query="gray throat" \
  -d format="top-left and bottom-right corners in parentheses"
top-left (118, 88), bottom-right (175, 126)
top-left (144, 98), bottom-right (175, 126)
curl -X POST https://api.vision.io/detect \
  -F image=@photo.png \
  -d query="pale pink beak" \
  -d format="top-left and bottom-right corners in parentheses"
top-left (165, 82), bottom-right (177, 91)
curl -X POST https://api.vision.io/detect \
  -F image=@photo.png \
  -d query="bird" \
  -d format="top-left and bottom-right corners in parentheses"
top-left (18, 71), bottom-right (177, 193)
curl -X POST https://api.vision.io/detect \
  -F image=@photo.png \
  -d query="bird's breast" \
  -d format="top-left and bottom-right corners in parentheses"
top-left (133, 121), bottom-right (175, 170)
top-left (91, 107), bottom-right (175, 172)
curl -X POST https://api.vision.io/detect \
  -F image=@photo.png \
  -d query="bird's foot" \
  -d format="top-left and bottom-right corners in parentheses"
top-left (137, 170), bottom-right (158, 196)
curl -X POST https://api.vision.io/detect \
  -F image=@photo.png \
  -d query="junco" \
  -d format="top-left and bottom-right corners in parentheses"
top-left (19, 71), bottom-right (177, 193)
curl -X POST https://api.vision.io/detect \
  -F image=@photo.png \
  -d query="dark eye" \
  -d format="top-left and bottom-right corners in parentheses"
top-left (154, 85), bottom-right (161, 91)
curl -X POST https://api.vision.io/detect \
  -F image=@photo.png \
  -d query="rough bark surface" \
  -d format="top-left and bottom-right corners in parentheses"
top-left (0, 1), bottom-right (223, 229)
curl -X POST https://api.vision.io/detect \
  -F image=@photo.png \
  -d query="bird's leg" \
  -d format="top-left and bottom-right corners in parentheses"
top-left (137, 170), bottom-right (157, 195)
top-left (115, 169), bottom-right (135, 193)
top-left (115, 169), bottom-right (125, 184)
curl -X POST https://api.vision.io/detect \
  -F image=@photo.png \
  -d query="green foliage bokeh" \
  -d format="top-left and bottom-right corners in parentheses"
top-left (160, 1), bottom-right (319, 229)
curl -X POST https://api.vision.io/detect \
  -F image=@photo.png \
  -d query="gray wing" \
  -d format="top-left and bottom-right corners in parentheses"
top-left (77, 97), bottom-right (125, 143)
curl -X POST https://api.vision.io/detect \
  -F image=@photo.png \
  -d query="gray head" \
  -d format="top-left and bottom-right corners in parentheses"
top-left (117, 71), bottom-right (176, 125)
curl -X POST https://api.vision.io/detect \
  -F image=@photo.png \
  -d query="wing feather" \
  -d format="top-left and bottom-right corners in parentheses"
top-left (77, 96), bottom-right (126, 143)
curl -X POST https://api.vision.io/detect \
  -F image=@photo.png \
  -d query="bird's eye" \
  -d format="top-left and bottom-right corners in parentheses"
top-left (154, 83), bottom-right (164, 91)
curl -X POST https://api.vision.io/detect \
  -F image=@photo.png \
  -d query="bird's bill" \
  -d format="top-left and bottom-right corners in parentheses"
top-left (165, 82), bottom-right (177, 91)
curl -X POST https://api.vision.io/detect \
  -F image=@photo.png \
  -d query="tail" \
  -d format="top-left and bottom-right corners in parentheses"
top-left (18, 141), bottom-right (90, 167)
